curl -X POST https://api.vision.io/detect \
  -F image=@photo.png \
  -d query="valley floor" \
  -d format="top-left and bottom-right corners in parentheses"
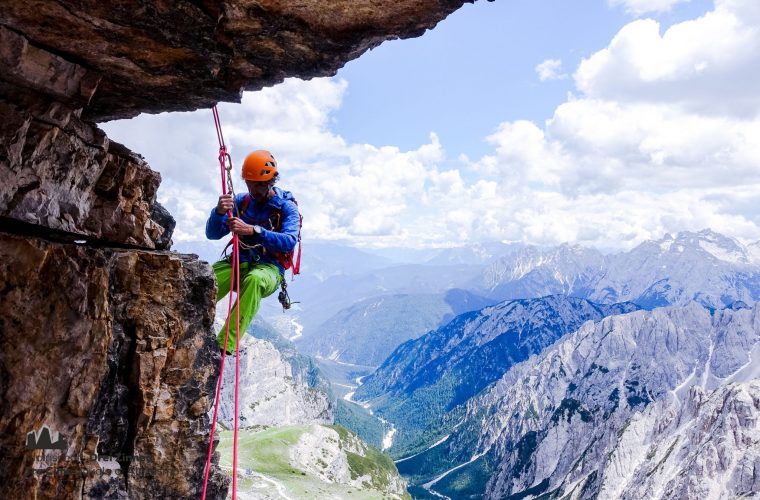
top-left (217, 427), bottom-right (410, 500)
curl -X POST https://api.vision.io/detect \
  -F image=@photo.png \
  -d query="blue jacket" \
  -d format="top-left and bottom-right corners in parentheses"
top-left (205, 187), bottom-right (300, 274)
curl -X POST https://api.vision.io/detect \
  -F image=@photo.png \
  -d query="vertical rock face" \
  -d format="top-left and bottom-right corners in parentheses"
top-left (0, 20), bottom-right (222, 497)
top-left (0, 232), bottom-right (227, 498)
top-left (0, 59), bottom-right (173, 248)
top-left (218, 336), bottom-right (333, 428)
top-left (599, 381), bottom-right (760, 499)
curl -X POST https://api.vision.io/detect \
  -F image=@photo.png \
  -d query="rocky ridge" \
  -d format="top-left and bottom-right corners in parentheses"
top-left (218, 425), bottom-right (411, 499)
top-left (410, 302), bottom-right (760, 499)
top-left (356, 295), bottom-right (639, 455)
top-left (289, 424), bottom-right (408, 495)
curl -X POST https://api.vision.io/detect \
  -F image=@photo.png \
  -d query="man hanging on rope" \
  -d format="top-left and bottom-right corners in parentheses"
top-left (205, 149), bottom-right (301, 355)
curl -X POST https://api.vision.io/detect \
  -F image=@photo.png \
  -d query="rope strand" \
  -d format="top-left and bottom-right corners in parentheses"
top-left (233, 233), bottom-right (241, 499)
top-left (202, 105), bottom-right (241, 499)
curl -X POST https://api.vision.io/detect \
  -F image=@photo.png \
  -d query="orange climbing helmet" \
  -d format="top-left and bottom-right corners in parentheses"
top-left (241, 150), bottom-right (278, 181)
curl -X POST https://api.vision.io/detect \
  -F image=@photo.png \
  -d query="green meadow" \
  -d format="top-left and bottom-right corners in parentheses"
top-left (217, 425), bottom-right (411, 500)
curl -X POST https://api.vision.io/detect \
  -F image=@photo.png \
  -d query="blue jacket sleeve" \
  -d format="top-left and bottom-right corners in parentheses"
top-left (205, 208), bottom-right (230, 240)
top-left (259, 200), bottom-right (299, 252)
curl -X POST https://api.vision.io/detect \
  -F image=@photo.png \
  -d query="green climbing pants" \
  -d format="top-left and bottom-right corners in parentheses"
top-left (212, 260), bottom-right (282, 353)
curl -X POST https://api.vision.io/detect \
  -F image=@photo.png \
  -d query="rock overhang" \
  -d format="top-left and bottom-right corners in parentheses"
top-left (1, 0), bottom-right (474, 122)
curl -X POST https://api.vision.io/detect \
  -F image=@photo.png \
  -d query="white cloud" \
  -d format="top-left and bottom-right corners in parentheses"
top-left (608, 0), bottom-right (692, 16)
top-left (424, 0), bottom-right (760, 249)
top-left (446, 3), bottom-right (760, 248)
top-left (535, 59), bottom-right (567, 81)
top-left (578, 0), bottom-right (760, 117)
top-left (545, 98), bottom-right (760, 194)
top-left (287, 136), bottom-right (443, 241)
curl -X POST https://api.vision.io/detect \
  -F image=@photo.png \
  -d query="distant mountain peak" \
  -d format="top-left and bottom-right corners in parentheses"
top-left (483, 243), bottom-right (605, 290)
top-left (652, 228), bottom-right (751, 264)
top-left (480, 228), bottom-right (760, 307)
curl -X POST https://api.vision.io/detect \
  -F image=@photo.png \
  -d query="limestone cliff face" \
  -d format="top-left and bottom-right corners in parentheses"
top-left (218, 336), bottom-right (333, 428)
top-left (0, 1), bottom-right (469, 498)
top-left (0, 232), bottom-right (227, 498)
top-left (0, 77), bottom-right (174, 250)
top-left (598, 381), bottom-right (760, 499)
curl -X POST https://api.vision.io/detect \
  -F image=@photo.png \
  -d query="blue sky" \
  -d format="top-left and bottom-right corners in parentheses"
top-left (333, 0), bottom-right (713, 158)
top-left (103, 0), bottom-right (760, 251)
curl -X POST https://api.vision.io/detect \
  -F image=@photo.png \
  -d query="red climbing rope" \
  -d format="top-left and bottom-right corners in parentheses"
top-left (202, 105), bottom-right (242, 500)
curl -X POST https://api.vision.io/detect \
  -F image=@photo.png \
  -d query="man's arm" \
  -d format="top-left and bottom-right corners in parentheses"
top-left (205, 210), bottom-right (230, 240)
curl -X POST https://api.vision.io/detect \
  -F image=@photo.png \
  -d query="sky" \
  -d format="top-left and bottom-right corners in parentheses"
top-left (101, 0), bottom-right (760, 252)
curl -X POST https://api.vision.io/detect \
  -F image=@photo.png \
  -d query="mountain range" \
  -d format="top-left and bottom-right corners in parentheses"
top-left (354, 296), bottom-right (640, 455)
top-left (478, 229), bottom-right (760, 308)
top-left (266, 229), bottom-right (760, 366)
top-left (393, 302), bottom-right (760, 498)
top-left (208, 229), bottom-right (760, 499)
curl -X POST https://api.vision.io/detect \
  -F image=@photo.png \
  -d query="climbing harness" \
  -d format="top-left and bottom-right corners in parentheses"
top-left (201, 105), bottom-right (242, 500)
top-left (239, 193), bottom-right (302, 311)
top-left (234, 193), bottom-right (303, 278)
top-left (228, 189), bottom-right (303, 313)
top-left (218, 196), bottom-right (301, 312)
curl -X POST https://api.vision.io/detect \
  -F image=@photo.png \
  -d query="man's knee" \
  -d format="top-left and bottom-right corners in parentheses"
top-left (244, 266), bottom-right (280, 291)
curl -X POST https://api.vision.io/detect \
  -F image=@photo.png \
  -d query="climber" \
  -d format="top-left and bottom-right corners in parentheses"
top-left (205, 149), bottom-right (301, 354)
